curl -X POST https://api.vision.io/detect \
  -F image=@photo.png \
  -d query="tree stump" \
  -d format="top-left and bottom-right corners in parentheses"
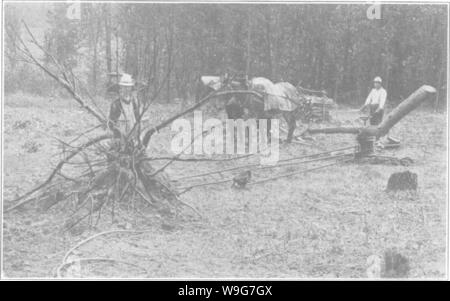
top-left (386, 171), bottom-right (418, 191)
top-left (383, 249), bottom-right (410, 278)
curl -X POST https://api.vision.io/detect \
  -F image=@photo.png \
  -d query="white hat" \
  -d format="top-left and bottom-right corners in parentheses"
top-left (373, 76), bottom-right (382, 83)
top-left (119, 73), bottom-right (135, 86)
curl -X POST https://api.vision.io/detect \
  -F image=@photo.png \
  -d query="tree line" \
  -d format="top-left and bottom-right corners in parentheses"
top-left (4, 2), bottom-right (448, 109)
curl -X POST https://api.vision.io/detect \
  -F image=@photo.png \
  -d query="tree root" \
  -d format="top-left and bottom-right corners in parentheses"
top-left (5, 134), bottom-right (112, 213)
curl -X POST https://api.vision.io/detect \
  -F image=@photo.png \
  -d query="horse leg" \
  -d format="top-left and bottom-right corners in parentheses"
top-left (225, 97), bottom-right (245, 153)
top-left (284, 112), bottom-right (296, 143)
top-left (267, 117), bottom-right (272, 144)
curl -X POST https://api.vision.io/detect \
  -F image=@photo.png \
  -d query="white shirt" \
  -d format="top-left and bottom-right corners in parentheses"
top-left (365, 87), bottom-right (387, 109)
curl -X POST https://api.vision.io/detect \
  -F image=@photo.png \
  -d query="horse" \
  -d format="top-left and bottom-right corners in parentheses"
top-left (223, 77), bottom-right (309, 143)
top-left (195, 73), bottom-right (312, 142)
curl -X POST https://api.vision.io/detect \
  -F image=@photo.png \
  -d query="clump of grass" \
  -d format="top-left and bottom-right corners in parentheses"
top-left (22, 141), bottom-right (41, 153)
top-left (13, 120), bottom-right (31, 130)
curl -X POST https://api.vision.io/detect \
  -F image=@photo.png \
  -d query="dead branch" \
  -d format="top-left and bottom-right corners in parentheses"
top-left (134, 187), bottom-right (157, 208)
top-left (56, 257), bottom-right (148, 278)
top-left (12, 22), bottom-right (106, 124)
top-left (62, 229), bottom-right (157, 264)
top-left (57, 228), bottom-right (161, 277)
top-left (69, 124), bottom-right (102, 143)
top-left (125, 52), bottom-right (178, 144)
top-left (5, 134), bottom-right (112, 213)
top-left (149, 129), bottom-right (210, 178)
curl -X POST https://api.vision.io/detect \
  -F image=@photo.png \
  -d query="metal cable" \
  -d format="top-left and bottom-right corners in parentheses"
top-left (173, 145), bottom-right (357, 181)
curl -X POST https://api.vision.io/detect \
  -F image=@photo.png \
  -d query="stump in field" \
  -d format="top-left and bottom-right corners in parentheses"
top-left (386, 171), bottom-right (418, 191)
top-left (383, 250), bottom-right (410, 278)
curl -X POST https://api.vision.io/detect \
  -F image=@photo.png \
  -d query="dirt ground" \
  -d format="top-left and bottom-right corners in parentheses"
top-left (2, 92), bottom-right (447, 278)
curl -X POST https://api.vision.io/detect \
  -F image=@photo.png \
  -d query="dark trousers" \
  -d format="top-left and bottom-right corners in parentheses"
top-left (369, 104), bottom-right (384, 126)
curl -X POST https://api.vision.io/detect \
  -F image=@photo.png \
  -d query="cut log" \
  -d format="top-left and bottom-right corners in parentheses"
top-left (307, 85), bottom-right (436, 137)
top-left (376, 85), bottom-right (436, 137)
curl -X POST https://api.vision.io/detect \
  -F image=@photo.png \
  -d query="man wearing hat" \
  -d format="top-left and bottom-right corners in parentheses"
top-left (360, 76), bottom-right (387, 126)
top-left (108, 73), bottom-right (140, 140)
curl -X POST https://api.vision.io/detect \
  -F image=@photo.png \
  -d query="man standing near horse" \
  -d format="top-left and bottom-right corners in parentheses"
top-left (360, 76), bottom-right (387, 126)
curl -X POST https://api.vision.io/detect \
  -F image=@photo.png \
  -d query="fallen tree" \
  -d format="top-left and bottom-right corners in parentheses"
top-left (306, 85), bottom-right (437, 139)
top-left (4, 22), bottom-right (265, 231)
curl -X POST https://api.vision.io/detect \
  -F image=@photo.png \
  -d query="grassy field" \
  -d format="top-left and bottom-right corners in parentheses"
top-left (2, 92), bottom-right (447, 278)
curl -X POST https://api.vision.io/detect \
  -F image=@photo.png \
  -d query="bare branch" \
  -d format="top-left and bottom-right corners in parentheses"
top-left (13, 22), bottom-right (106, 125)
top-left (5, 134), bottom-right (112, 213)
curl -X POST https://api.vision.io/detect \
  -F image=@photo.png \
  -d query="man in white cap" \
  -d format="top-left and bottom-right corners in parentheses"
top-left (108, 73), bottom-right (140, 139)
top-left (360, 76), bottom-right (387, 126)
